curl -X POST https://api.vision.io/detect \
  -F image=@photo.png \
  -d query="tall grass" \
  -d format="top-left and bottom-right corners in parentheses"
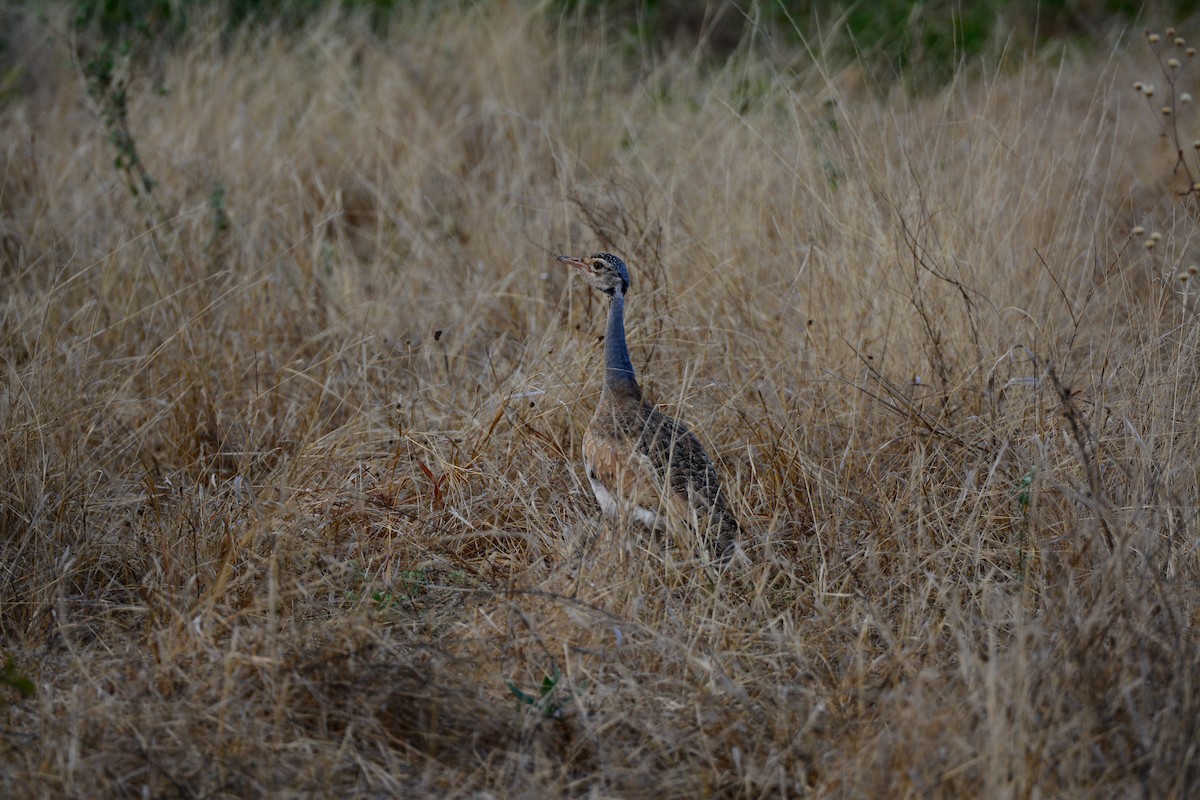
top-left (1, 3), bottom-right (1198, 796)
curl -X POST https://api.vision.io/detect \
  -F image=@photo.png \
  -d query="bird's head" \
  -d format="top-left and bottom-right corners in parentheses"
top-left (556, 253), bottom-right (630, 297)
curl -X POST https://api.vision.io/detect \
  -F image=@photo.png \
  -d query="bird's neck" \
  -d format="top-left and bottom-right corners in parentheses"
top-left (604, 290), bottom-right (640, 396)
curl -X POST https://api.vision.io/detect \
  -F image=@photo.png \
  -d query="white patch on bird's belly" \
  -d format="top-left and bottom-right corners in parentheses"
top-left (587, 468), bottom-right (664, 529)
top-left (587, 474), bottom-right (620, 517)
top-left (630, 504), bottom-right (665, 528)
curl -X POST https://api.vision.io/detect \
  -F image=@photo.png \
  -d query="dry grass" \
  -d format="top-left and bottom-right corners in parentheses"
top-left (1, 3), bottom-right (1198, 797)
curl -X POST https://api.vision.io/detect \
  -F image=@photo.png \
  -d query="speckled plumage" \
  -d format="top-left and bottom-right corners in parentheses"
top-left (557, 252), bottom-right (740, 563)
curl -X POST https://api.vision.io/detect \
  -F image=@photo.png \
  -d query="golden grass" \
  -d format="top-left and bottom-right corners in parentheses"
top-left (1, 4), bottom-right (1198, 796)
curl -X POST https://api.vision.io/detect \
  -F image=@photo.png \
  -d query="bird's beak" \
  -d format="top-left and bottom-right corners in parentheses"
top-left (556, 255), bottom-right (591, 274)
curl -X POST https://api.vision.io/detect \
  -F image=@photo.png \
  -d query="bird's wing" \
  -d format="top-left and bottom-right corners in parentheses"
top-left (635, 406), bottom-right (741, 558)
top-left (636, 407), bottom-right (727, 508)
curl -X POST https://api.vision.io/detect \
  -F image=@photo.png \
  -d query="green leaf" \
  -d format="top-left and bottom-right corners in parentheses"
top-left (508, 682), bottom-right (536, 706)
top-left (2, 656), bottom-right (35, 699)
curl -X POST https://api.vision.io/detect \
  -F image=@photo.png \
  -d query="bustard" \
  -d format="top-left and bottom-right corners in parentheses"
top-left (557, 252), bottom-right (741, 564)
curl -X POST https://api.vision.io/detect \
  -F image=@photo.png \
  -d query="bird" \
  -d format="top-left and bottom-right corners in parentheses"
top-left (556, 252), bottom-right (741, 564)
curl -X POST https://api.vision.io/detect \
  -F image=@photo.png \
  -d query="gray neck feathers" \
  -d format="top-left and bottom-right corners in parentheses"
top-left (604, 291), bottom-right (639, 393)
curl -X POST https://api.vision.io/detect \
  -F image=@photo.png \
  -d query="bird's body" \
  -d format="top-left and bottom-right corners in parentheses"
top-left (557, 253), bottom-right (740, 563)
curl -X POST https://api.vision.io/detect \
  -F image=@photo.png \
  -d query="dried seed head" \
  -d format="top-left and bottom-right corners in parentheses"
top-left (1169, 58), bottom-right (1181, 69)
top-left (1183, 93), bottom-right (1194, 105)
top-left (1146, 239), bottom-right (1158, 250)
top-left (1177, 38), bottom-right (1186, 46)
top-left (1190, 265), bottom-right (1198, 275)
top-left (1149, 33), bottom-right (1162, 44)
top-left (1134, 81), bottom-right (1145, 91)
top-left (1167, 27), bottom-right (1177, 37)
top-left (1132, 225), bottom-right (1146, 236)
top-left (1151, 230), bottom-right (1164, 241)
top-left (1193, 181), bottom-right (1200, 192)
top-left (1189, 47), bottom-right (1196, 57)
top-left (1145, 84), bottom-right (1156, 97)
top-left (1181, 273), bottom-right (1189, 283)
top-left (1163, 106), bottom-right (1173, 116)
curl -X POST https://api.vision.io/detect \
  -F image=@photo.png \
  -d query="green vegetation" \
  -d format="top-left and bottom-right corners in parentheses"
top-left (508, 665), bottom-right (583, 720)
top-left (55, 1), bottom-right (1194, 85)
top-left (0, 655), bottom-right (35, 701)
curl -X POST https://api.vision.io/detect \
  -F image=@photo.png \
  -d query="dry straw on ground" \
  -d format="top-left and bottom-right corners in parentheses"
top-left (1, 3), bottom-right (1198, 797)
